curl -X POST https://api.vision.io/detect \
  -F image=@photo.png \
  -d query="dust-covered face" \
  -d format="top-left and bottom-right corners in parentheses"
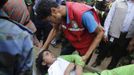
top-left (42, 51), bottom-right (55, 65)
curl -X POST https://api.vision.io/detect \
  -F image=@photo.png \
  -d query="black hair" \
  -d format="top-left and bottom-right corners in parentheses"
top-left (95, 0), bottom-right (107, 11)
top-left (36, 0), bottom-right (59, 19)
top-left (36, 50), bottom-right (51, 75)
top-left (0, 0), bottom-right (8, 9)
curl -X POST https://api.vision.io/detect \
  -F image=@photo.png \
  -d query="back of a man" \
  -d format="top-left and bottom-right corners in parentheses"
top-left (0, 1), bottom-right (33, 74)
top-left (3, 0), bottom-right (36, 32)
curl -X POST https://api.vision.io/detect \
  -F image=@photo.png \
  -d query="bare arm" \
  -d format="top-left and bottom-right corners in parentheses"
top-left (64, 63), bottom-right (83, 75)
top-left (64, 63), bottom-right (75, 75)
top-left (41, 26), bottom-right (59, 50)
top-left (75, 65), bottom-right (83, 75)
top-left (82, 25), bottom-right (104, 62)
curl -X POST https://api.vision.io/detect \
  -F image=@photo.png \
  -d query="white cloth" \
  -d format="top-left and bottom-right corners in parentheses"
top-left (121, 1), bottom-right (134, 32)
top-left (48, 58), bottom-right (75, 75)
top-left (104, 0), bottom-right (134, 37)
top-left (104, 1), bottom-right (116, 37)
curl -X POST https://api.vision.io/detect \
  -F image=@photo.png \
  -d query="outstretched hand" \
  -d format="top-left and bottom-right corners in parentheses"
top-left (82, 55), bottom-right (88, 62)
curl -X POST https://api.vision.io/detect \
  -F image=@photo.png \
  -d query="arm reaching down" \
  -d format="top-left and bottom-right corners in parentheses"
top-left (82, 25), bottom-right (104, 62)
top-left (41, 25), bottom-right (59, 52)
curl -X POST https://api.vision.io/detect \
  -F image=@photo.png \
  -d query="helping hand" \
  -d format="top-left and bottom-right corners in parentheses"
top-left (82, 55), bottom-right (88, 62)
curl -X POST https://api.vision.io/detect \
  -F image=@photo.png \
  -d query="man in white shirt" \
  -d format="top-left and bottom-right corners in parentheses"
top-left (93, 0), bottom-right (134, 69)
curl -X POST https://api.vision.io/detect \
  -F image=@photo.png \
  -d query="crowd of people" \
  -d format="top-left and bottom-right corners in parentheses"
top-left (0, 0), bottom-right (134, 75)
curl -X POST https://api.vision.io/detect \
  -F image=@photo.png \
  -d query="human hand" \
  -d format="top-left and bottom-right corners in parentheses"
top-left (82, 55), bottom-right (88, 62)
top-left (103, 35), bottom-right (108, 43)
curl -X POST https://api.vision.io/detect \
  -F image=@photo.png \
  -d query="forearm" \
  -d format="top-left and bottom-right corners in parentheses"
top-left (76, 65), bottom-right (83, 75)
top-left (42, 28), bottom-right (58, 49)
top-left (85, 26), bottom-right (104, 59)
top-left (64, 71), bottom-right (70, 75)
top-left (64, 63), bottom-right (75, 75)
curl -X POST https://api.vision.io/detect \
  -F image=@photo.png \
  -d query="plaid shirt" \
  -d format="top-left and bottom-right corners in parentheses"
top-left (0, 10), bottom-right (33, 75)
top-left (3, 0), bottom-right (36, 32)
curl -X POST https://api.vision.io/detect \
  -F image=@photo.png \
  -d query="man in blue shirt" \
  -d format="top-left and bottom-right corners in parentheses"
top-left (0, 0), bottom-right (33, 75)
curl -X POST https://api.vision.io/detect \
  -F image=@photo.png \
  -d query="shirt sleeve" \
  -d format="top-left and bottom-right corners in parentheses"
top-left (60, 55), bottom-right (85, 67)
top-left (82, 11), bottom-right (97, 33)
top-left (20, 33), bottom-right (33, 74)
top-left (104, 1), bottom-right (116, 37)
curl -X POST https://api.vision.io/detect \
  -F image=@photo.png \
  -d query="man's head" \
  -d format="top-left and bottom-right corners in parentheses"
top-left (36, 0), bottom-right (63, 25)
top-left (95, 0), bottom-right (108, 11)
top-left (0, 0), bottom-right (8, 9)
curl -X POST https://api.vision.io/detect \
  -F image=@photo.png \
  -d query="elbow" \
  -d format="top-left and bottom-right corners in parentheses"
top-left (95, 25), bottom-right (105, 39)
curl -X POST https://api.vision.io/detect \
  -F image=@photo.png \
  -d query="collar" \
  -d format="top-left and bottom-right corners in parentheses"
top-left (0, 9), bottom-right (9, 18)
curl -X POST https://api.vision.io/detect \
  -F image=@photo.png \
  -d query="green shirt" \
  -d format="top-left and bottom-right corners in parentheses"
top-left (60, 54), bottom-right (85, 67)
top-left (47, 54), bottom-right (134, 75)
top-left (82, 64), bottom-right (134, 75)
top-left (61, 55), bottom-right (134, 75)
top-left (103, 64), bottom-right (134, 75)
